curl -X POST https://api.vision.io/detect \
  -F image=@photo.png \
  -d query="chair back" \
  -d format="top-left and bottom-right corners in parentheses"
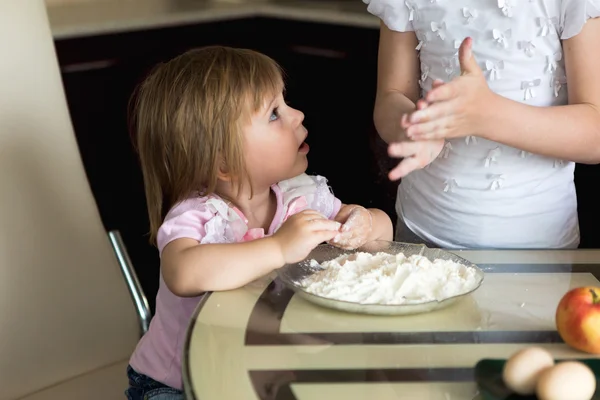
top-left (0, 2), bottom-right (140, 398)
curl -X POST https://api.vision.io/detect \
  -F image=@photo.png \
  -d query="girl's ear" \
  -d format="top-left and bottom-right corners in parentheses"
top-left (216, 158), bottom-right (231, 181)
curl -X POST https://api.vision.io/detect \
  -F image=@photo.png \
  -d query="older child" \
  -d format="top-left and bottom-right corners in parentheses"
top-left (366, 0), bottom-right (600, 249)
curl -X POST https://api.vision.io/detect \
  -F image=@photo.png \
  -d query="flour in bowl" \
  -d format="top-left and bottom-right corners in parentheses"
top-left (300, 252), bottom-right (480, 305)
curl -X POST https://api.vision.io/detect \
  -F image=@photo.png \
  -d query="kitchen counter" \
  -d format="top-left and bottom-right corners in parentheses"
top-left (47, 0), bottom-right (380, 40)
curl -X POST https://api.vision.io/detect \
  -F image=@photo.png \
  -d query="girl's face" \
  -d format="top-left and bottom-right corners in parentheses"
top-left (242, 90), bottom-right (309, 189)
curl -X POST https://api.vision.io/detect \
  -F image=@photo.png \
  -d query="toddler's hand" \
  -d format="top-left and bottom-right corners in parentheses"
top-left (272, 210), bottom-right (341, 264)
top-left (328, 205), bottom-right (373, 250)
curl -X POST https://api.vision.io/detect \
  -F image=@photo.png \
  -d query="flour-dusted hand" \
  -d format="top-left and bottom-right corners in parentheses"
top-left (328, 205), bottom-right (373, 250)
top-left (405, 37), bottom-right (495, 141)
top-left (272, 209), bottom-right (341, 264)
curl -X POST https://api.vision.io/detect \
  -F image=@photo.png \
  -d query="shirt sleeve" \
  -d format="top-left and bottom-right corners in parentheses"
top-left (156, 200), bottom-right (216, 255)
top-left (363, 0), bottom-right (415, 32)
top-left (307, 175), bottom-right (342, 220)
top-left (560, 0), bottom-right (600, 39)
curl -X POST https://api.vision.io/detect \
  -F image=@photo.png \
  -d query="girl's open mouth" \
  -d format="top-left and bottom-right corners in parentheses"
top-left (298, 142), bottom-right (309, 153)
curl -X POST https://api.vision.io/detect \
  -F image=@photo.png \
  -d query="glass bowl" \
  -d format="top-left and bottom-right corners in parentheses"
top-left (276, 240), bottom-right (485, 316)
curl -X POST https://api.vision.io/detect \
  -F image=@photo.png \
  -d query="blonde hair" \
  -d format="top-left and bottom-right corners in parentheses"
top-left (129, 46), bottom-right (283, 245)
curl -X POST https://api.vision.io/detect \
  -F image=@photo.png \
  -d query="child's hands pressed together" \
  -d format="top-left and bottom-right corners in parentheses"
top-left (327, 205), bottom-right (373, 250)
top-left (272, 209), bottom-right (341, 264)
top-left (404, 37), bottom-right (495, 141)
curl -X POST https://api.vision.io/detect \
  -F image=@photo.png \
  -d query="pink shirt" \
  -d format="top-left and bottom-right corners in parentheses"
top-left (129, 174), bottom-right (342, 389)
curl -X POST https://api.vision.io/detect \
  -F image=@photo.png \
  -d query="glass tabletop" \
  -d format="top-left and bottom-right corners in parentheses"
top-left (183, 249), bottom-right (600, 400)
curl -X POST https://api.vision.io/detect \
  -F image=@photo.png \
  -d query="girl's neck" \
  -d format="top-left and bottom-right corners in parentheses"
top-left (215, 181), bottom-right (277, 231)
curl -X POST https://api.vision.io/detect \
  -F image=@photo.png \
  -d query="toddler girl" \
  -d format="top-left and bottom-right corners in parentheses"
top-left (124, 46), bottom-right (393, 399)
top-left (365, 0), bottom-right (600, 249)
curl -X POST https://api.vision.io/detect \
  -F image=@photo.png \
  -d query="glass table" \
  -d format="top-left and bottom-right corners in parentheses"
top-left (183, 249), bottom-right (600, 399)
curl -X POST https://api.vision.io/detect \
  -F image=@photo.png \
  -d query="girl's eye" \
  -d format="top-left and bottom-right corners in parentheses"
top-left (269, 107), bottom-right (279, 122)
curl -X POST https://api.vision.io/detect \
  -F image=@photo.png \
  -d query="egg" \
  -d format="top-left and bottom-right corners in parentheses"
top-left (536, 361), bottom-right (596, 400)
top-left (502, 347), bottom-right (555, 395)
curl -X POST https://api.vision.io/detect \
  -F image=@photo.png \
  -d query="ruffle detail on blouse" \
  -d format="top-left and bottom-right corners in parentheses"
top-left (200, 198), bottom-right (248, 244)
top-left (363, 0), bottom-right (415, 32)
top-left (560, 0), bottom-right (600, 39)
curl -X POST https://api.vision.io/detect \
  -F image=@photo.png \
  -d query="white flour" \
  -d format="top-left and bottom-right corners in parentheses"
top-left (300, 252), bottom-right (479, 305)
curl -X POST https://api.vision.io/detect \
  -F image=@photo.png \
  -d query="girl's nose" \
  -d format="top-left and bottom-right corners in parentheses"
top-left (292, 108), bottom-right (305, 126)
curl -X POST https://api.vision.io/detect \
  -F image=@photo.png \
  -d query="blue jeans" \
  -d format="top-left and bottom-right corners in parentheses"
top-left (125, 365), bottom-right (184, 400)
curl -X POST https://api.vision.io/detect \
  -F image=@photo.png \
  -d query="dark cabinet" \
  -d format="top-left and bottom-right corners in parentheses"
top-left (60, 59), bottom-right (158, 307)
top-left (575, 165), bottom-right (599, 249)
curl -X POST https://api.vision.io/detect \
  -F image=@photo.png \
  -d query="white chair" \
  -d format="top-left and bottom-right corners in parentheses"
top-left (0, 2), bottom-right (150, 399)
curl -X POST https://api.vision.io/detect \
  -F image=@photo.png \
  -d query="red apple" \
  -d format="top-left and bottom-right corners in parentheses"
top-left (556, 286), bottom-right (600, 354)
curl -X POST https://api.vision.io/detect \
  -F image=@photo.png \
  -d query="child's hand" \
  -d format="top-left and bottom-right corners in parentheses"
top-left (273, 210), bottom-right (341, 264)
top-left (328, 205), bottom-right (373, 250)
top-left (386, 97), bottom-right (444, 180)
top-left (387, 137), bottom-right (444, 180)
top-left (404, 37), bottom-right (494, 141)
